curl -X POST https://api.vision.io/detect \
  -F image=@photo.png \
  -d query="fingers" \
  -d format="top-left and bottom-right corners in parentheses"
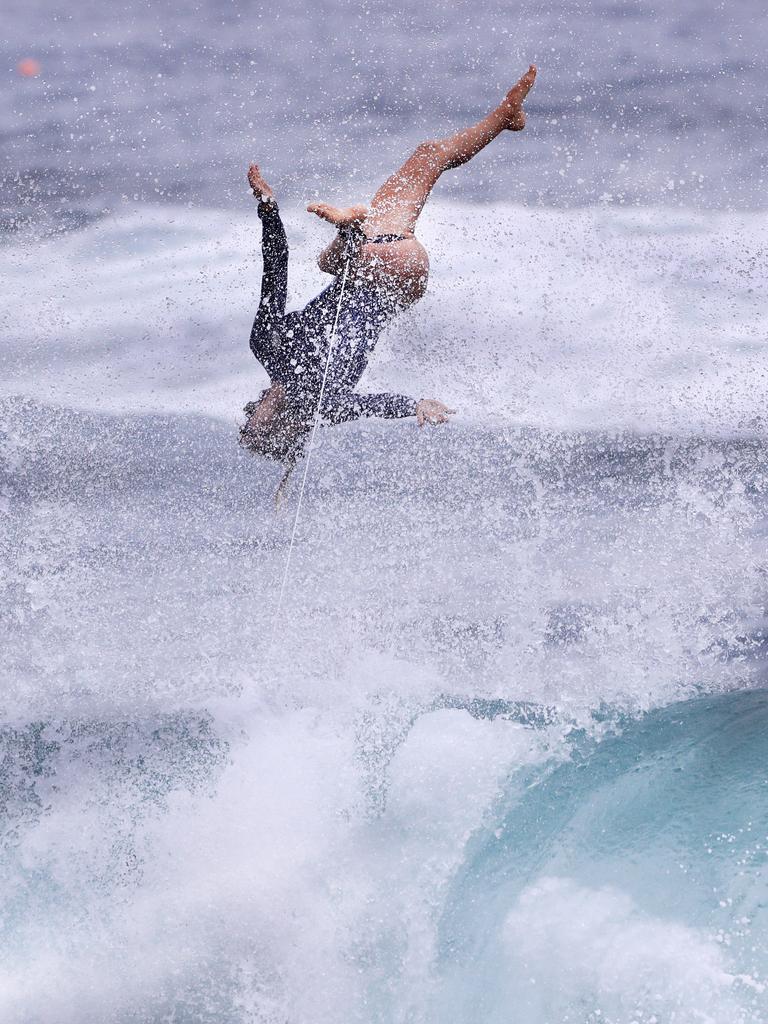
top-left (248, 164), bottom-right (272, 199)
top-left (415, 399), bottom-right (457, 427)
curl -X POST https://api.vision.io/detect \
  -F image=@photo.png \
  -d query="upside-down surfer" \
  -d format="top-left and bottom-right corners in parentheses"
top-left (240, 65), bottom-right (537, 470)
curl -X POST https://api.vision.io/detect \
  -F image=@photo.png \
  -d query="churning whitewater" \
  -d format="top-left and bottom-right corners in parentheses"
top-left (2, 0), bottom-right (768, 1021)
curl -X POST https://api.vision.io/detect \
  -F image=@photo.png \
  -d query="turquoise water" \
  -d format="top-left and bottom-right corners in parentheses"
top-left (435, 690), bottom-right (768, 1023)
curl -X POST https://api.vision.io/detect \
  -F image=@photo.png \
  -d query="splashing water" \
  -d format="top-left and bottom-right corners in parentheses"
top-left (2, 0), bottom-right (768, 1020)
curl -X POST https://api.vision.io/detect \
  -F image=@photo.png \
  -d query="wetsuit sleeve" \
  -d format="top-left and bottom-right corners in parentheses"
top-left (249, 200), bottom-right (290, 378)
top-left (254, 199), bottom-right (288, 319)
top-left (320, 391), bottom-right (417, 424)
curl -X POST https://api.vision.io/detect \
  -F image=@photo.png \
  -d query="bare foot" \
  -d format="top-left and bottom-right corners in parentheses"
top-left (307, 202), bottom-right (368, 228)
top-left (501, 64), bottom-right (537, 131)
top-left (247, 164), bottom-right (275, 202)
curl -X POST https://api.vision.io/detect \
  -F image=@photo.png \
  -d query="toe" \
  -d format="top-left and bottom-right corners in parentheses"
top-left (307, 202), bottom-right (333, 220)
top-left (521, 65), bottom-right (537, 93)
top-left (510, 64), bottom-right (537, 102)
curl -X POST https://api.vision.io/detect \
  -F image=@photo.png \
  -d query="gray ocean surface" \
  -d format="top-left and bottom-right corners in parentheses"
top-left (2, 0), bottom-right (767, 230)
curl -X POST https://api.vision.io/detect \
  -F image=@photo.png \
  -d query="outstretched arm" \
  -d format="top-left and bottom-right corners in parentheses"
top-left (247, 165), bottom-right (288, 316)
top-left (321, 390), bottom-right (416, 423)
top-left (320, 391), bottom-right (454, 426)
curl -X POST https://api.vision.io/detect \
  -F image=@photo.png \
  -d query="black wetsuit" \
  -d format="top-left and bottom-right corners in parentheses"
top-left (249, 200), bottom-right (417, 424)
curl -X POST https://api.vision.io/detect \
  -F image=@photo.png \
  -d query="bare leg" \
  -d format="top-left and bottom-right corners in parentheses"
top-left (306, 202), bottom-right (368, 227)
top-left (366, 65), bottom-right (536, 237)
top-left (306, 66), bottom-right (537, 305)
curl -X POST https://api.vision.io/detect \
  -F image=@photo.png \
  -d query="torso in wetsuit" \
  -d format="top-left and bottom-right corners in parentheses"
top-left (280, 276), bottom-right (414, 422)
top-left (249, 202), bottom-right (417, 425)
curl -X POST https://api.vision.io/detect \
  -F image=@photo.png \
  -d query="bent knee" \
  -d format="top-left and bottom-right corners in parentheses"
top-left (317, 251), bottom-right (336, 275)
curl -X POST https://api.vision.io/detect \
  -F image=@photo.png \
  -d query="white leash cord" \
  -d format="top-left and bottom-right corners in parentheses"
top-left (270, 254), bottom-right (352, 638)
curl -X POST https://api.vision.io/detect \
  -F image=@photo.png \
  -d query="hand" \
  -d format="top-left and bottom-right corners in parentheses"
top-left (416, 398), bottom-right (456, 427)
top-left (247, 164), bottom-right (274, 202)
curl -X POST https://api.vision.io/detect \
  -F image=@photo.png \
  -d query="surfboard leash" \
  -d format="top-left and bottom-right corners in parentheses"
top-left (269, 248), bottom-right (353, 646)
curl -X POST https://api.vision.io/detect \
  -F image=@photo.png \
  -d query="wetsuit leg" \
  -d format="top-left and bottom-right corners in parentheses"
top-left (249, 201), bottom-right (289, 375)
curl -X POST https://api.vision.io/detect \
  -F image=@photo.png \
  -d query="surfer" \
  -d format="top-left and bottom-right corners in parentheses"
top-left (240, 64), bottom-right (537, 466)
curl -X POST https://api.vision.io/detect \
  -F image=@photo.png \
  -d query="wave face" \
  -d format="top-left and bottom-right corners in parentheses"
top-left (1, 369), bottom-right (767, 1020)
top-left (436, 690), bottom-right (768, 1024)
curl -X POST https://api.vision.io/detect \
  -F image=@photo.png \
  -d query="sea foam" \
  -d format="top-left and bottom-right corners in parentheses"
top-left (2, 201), bottom-right (765, 436)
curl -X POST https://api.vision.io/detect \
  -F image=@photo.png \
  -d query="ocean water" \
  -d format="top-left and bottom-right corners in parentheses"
top-left (2, 1), bottom-right (768, 1021)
